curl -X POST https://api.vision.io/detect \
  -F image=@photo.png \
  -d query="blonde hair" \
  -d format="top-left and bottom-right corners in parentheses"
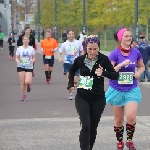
top-left (22, 35), bottom-right (30, 40)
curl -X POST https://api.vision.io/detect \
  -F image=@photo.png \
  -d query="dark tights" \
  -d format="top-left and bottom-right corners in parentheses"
top-left (75, 94), bottom-right (106, 150)
top-left (9, 46), bottom-right (15, 57)
top-left (0, 40), bottom-right (3, 48)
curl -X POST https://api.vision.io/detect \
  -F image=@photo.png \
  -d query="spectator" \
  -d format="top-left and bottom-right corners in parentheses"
top-left (137, 36), bottom-right (150, 82)
top-left (41, 29), bottom-right (45, 39)
top-left (0, 29), bottom-right (4, 50)
top-left (62, 30), bottom-right (67, 42)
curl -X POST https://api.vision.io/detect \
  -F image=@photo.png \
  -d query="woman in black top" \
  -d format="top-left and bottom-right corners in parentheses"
top-left (67, 35), bottom-right (119, 150)
top-left (7, 34), bottom-right (16, 60)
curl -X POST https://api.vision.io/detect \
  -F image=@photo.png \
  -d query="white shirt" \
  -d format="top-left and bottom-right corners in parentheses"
top-left (16, 46), bottom-right (35, 69)
top-left (79, 33), bottom-right (85, 43)
top-left (59, 39), bottom-right (83, 64)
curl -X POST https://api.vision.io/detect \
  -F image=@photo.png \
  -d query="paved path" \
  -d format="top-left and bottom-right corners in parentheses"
top-left (0, 41), bottom-right (150, 150)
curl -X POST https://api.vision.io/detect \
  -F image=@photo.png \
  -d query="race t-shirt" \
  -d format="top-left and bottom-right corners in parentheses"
top-left (16, 46), bottom-right (35, 69)
top-left (40, 38), bottom-right (58, 56)
top-left (108, 48), bottom-right (142, 91)
top-left (59, 39), bottom-right (83, 64)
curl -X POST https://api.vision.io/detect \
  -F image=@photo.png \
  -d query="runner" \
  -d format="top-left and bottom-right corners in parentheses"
top-left (0, 30), bottom-right (4, 50)
top-left (105, 28), bottom-right (145, 150)
top-left (40, 30), bottom-right (58, 84)
top-left (17, 27), bottom-right (36, 77)
top-left (67, 35), bottom-right (119, 150)
top-left (16, 35), bottom-right (35, 101)
top-left (58, 29), bottom-right (84, 100)
top-left (7, 33), bottom-right (16, 60)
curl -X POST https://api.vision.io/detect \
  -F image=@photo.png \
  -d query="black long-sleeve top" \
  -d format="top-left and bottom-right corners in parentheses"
top-left (7, 37), bottom-right (15, 46)
top-left (17, 34), bottom-right (35, 48)
top-left (67, 52), bottom-right (119, 101)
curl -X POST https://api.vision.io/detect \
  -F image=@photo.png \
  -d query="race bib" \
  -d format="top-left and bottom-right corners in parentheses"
top-left (78, 76), bottom-right (93, 90)
top-left (20, 58), bottom-right (30, 65)
top-left (12, 43), bottom-right (15, 46)
top-left (45, 55), bottom-right (51, 59)
top-left (118, 72), bottom-right (133, 84)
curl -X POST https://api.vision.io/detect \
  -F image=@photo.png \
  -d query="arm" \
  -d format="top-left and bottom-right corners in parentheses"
top-left (7, 38), bottom-right (9, 43)
top-left (67, 58), bottom-right (80, 90)
top-left (32, 55), bottom-right (35, 63)
top-left (58, 43), bottom-right (65, 62)
top-left (102, 56), bottom-right (119, 80)
top-left (15, 48), bottom-right (20, 64)
top-left (32, 48), bottom-right (36, 63)
top-left (134, 59), bottom-right (145, 79)
top-left (17, 36), bottom-right (22, 46)
top-left (2, 33), bottom-right (4, 39)
top-left (79, 42), bottom-right (84, 55)
top-left (58, 52), bottom-right (63, 62)
top-left (32, 37), bottom-right (36, 49)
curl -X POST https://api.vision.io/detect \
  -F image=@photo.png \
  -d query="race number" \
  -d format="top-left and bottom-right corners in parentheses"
top-left (45, 55), bottom-right (52, 59)
top-left (118, 72), bottom-right (133, 84)
top-left (20, 58), bottom-right (30, 65)
top-left (78, 76), bottom-right (93, 90)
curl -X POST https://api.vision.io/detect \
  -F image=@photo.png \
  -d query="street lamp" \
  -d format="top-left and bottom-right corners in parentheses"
top-left (54, 0), bottom-right (57, 29)
top-left (135, 0), bottom-right (138, 42)
top-left (37, 0), bottom-right (40, 42)
top-left (82, 0), bottom-right (86, 33)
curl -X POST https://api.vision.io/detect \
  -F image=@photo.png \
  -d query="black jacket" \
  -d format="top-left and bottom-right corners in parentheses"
top-left (7, 37), bottom-right (15, 46)
top-left (17, 34), bottom-right (35, 48)
top-left (68, 52), bottom-right (119, 100)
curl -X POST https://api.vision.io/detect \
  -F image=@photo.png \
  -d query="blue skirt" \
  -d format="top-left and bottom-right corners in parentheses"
top-left (105, 86), bottom-right (142, 106)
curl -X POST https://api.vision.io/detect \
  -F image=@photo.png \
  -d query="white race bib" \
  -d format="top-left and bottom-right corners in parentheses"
top-left (20, 58), bottom-right (30, 65)
top-left (45, 55), bottom-right (52, 59)
top-left (78, 76), bottom-right (93, 90)
top-left (118, 72), bottom-right (133, 84)
top-left (12, 43), bottom-right (15, 46)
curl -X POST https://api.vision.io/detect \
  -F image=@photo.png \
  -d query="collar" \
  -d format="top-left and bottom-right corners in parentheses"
top-left (118, 45), bottom-right (131, 53)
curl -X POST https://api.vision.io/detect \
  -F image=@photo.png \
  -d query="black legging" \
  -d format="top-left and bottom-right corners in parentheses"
top-left (9, 46), bottom-right (15, 57)
top-left (75, 94), bottom-right (106, 150)
top-left (0, 40), bottom-right (3, 48)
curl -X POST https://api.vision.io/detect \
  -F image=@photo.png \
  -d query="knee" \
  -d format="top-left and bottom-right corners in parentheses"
top-left (25, 81), bottom-right (31, 85)
top-left (126, 114), bottom-right (136, 124)
top-left (21, 81), bottom-right (25, 85)
top-left (114, 118), bottom-right (124, 126)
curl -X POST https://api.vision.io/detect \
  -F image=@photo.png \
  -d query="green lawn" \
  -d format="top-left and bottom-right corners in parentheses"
top-left (100, 40), bottom-right (117, 51)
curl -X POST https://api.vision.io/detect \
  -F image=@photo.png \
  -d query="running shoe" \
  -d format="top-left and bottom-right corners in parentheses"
top-left (27, 85), bottom-right (31, 92)
top-left (21, 95), bottom-right (26, 101)
top-left (117, 141), bottom-right (124, 150)
top-left (48, 74), bottom-right (51, 80)
top-left (46, 79), bottom-right (50, 84)
top-left (69, 94), bottom-right (74, 100)
top-left (125, 140), bottom-right (136, 150)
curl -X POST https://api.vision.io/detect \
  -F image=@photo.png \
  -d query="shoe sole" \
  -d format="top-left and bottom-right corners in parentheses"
top-left (21, 99), bottom-right (27, 101)
top-left (27, 89), bottom-right (31, 92)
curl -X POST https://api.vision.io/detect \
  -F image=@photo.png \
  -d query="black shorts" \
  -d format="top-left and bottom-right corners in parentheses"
top-left (43, 55), bottom-right (54, 67)
top-left (17, 67), bottom-right (33, 72)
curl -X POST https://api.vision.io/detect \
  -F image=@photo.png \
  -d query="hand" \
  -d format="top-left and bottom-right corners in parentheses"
top-left (16, 60), bottom-right (19, 65)
top-left (59, 58), bottom-right (63, 62)
top-left (133, 72), bottom-right (140, 79)
top-left (95, 65), bottom-right (103, 76)
top-left (121, 59), bottom-right (130, 66)
top-left (69, 87), bottom-right (75, 93)
top-left (31, 60), bottom-right (34, 64)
